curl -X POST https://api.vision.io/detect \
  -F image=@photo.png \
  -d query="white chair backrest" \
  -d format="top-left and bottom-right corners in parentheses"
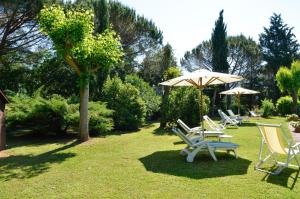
top-left (250, 111), bottom-right (256, 117)
top-left (172, 128), bottom-right (194, 147)
top-left (177, 119), bottom-right (191, 133)
top-left (203, 115), bottom-right (224, 131)
top-left (227, 110), bottom-right (235, 117)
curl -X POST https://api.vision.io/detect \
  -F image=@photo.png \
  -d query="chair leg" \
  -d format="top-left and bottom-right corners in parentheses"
top-left (233, 149), bottom-right (238, 159)
top-left (207, 146), bottom-right (217, 161)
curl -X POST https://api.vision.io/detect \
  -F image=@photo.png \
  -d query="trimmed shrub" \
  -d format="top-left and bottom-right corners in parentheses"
top-left (7, 93), bottom-right (68, 133)
top-left (6, 93), bottom-right (114, 135)
top-left (103, 76), bottom-right (146, 130)
top-left (164, 87), bottom-right (210, 127)
top-left (66, 101), bottom-right (114, 135)
top-left (276, 96), bottom-right (293, 116)
top-left (125, 74), bottom-right (161, 119)
top-left (260, 99), bottom-right (275, 118)
top-left (287, 114), bottom-right (299, 122)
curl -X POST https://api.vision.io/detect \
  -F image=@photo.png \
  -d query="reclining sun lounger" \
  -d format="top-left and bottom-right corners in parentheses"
top-left (218, 109), bottom-right (239, 127)
top-left (177, 119), bottom-right (231, 140)
top-left (255, 123), bottom-right (300, 175)
top-left (172, 128), bottom-right (239, 162)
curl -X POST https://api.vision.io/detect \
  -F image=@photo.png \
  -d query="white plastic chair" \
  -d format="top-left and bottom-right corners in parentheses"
top-left (218, 110), bottom-right (239, 127)
top-left (172, 128), bottom-right (239, 162)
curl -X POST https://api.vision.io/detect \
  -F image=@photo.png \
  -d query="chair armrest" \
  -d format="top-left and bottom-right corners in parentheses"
top-left (292, 142), bottom-right (300, 149)
top-left (190, 126), bottom-right (202, 132)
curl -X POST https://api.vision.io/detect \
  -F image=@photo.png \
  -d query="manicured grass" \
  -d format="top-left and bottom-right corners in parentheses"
top-left (0, 117), bottom-right (299, 198)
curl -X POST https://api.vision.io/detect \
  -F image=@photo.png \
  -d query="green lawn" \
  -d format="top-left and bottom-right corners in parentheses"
top-left (0, 117), bottom-right (299, 198)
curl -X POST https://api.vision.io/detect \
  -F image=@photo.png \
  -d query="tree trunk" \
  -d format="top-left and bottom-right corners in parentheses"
top-left (79, 83), bottom-right (89, 142)
top-left (160, 87), bottom-right (169, 128)
top-left (0, 105), bottom-right (6, 151)
top-left (291, 90), bottom-right (298, 114)
top-left (211, 87), bottom-right (217, 117)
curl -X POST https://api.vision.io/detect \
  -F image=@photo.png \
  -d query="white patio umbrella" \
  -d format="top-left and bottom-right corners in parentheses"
top-left (160, 69), bottom-right (243, 134)
top-left (220, 87), bottom-right (260, 115)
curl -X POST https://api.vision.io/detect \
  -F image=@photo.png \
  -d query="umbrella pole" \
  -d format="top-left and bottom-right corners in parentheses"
top-left (238, 94), bottom-right (241, 115)
top-left (198, 86), bottom-right (204, 138)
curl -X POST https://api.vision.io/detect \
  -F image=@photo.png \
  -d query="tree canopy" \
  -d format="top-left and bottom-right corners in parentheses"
top-left (38, 5), bottom-right (123, 141)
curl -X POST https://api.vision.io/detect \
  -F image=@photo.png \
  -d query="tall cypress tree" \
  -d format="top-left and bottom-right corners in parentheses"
top-left (93, 0), bottom-right (109, 33)
top-left (259, 13), bottom-right (299, 102)
top-left (211, 10), bottom-right (229, 114)
top-left (211, 10), bottom-right (229, 73)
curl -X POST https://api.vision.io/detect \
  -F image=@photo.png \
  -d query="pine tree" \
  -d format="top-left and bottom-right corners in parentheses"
top-left (259, 13), bottom-right (299, 101)
top-left (211, 10), bottom-right (229, 114)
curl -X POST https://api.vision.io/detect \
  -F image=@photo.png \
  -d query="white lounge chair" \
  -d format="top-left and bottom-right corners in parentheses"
top-left (250, 111), bottom-right (261, 118)
top-left (203, 115), bottom-right (225, 131)
top-left (218, 110), bottom-right (239, 127)
top-left (172, 128), bottom-right (239, 162)
top-left (203, 115), bottom-right (233, 141)
top-left (177, 119), bottom-right (227, 140)
top-left (255, 123), bottom-right (300, 175)
top-left (227, 109), bottom-right (249, 122)
top-left (177, 119), bottom-right (202, 137)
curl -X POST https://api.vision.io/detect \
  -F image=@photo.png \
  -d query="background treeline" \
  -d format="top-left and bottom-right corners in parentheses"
top-left (0, 0), bottom-right (299, 135)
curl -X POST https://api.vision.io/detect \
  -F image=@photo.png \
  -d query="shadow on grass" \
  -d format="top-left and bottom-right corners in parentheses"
top-left (6, 129), bottom-right (79, 149)
top-left (153, 127), bottom-right (174, 136)
top-left (261, 168), bottom-right (300, 190)
top-left (139, 150), bottom-right (251, 179)
top-left (240, 122), bottom-right (257, 127)
top-left (0, 141), bottom-right (78, 181)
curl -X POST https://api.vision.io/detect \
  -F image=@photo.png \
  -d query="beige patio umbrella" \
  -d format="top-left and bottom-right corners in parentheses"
top-left (160, 69), bottom-right (243, 134)
top-left (220, 87), bottom-right (260, 115)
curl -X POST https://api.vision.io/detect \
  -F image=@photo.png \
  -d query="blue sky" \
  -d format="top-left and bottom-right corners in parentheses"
top-left (118, 0), bottom-right (300, 61)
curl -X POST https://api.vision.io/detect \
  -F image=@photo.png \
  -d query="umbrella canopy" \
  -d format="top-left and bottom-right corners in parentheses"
top-left (160, 69), bottom-right (243, 87)
top-left (219, 87), bottom-right (260, 95)
top-left (160, 69), bottom-right (243, 133)
top-left (220, 87), bottom-right (260, 114)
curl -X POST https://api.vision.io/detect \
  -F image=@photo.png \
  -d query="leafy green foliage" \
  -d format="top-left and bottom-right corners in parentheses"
top-left (125, 74), bottom-right (161, 119)
top-left (276, 96), bottom-right (293, 116)
top-left (6, 92), bottom-right (114, 134)
top-left (164, 87), bottom-right (210, 127)
top-left (103, 76), bottom-right (146, 130)
top-left (66, 101), bottom-right (114, 135)
top-left (163, 66), bottom-right (181, 81)
top-left (7, 93), bottom-right (68, 133)
top-left (276, 61), bottom-right (300, 113)
top-left (287, 114), bottom-right (299, 122)
top-left (260, 99), bottom-right (275, 118)
top-left (259, 13), bottom-right (299, 101)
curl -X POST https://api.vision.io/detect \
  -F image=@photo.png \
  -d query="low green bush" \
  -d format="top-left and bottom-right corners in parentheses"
top-left (287, 114), bottom-right (299, 122)
top-left (6, 92), bottom-right (114, 135)
top-left (7, 93), bottom-right (68, 133)
top-left (260, 99), bottom-right (275, 118)
top-left (66, 102), bottom-right (114, 135)
top-left (276, 96), bottom-right (293, 116)
top-left (103, 76), bottom-right (146, 130)
top-left (164, 87), bottom-right (210, 127)
top-left (125, 74), bottom-right (161, 119)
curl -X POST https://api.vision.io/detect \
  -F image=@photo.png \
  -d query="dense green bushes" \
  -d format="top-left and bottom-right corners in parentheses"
top-left (6, 93), bottom-right (114, 135)
top-left (125, 74), bottom-right (161, 119)
top-left (103, 76), bottom-right (146, 130)
top-left (7, 93), bottom-right (68, 133)
top-left (164, 87), bottom-right (210, 127)
top-left (66, 102), bottom-right (114, 135)
top-left (276, 96), bottom-right (293, 116)
top-left (276, 96), bottom-right (300, 116)
top-left (260, 99), bottom-right (275, 118)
